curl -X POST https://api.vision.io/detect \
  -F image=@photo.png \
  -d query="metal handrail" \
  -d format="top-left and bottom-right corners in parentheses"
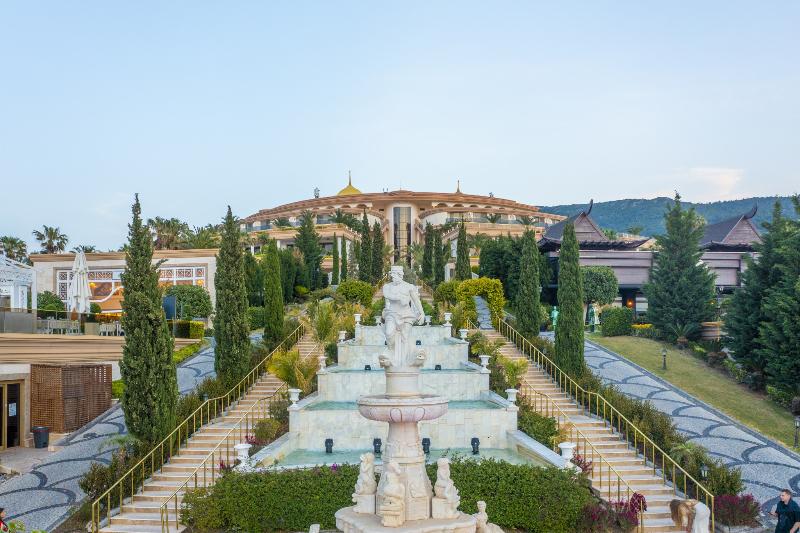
top-left (522, 385), bottom-right (644, 531)
top-left (496, 317), bottom-right (715, 529)
top-left (91, 324), bottom-right (305, 532)
top-left (159, 383), bottom-right (289, 532)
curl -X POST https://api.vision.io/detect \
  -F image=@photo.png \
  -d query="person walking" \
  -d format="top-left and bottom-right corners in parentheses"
top-left (0, 508), bottom-right (9, 532)
top-left (771, 489), bottom-right (800, 533)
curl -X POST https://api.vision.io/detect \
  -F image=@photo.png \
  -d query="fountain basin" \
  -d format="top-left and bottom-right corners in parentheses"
top-left (358, 394), bottom-right (448, 423)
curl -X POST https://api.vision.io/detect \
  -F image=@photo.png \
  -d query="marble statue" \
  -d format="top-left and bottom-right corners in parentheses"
top-left (352, 452), bottom-right (377, 514)
top-left (380, 266), bottom-right (425, 369)
top-left (379, 461), bottom-right (406, 527)
top-left (473, 501), bottom-right (504, 533)
top-left (432, 458), bottom-right (460, 519)
top-left (550, 306), bottom-right (559, 330)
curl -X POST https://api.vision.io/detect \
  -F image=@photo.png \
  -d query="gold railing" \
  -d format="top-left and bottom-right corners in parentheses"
top-left (159, 383), bottom-right (288, 532)
top-left (523, 386), bottom-right (644, 531)
top-left (91, 324), bottom-right (305, 532)
top-left (496, 317), bottom-right (715, 529)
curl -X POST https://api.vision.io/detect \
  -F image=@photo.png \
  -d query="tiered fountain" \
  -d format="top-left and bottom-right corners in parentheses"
top-left (335, 266), bottom-right (477, 532)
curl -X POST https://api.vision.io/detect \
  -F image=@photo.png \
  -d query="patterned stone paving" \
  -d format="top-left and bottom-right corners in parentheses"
top-left (0, 339), bottom-right (217, 531)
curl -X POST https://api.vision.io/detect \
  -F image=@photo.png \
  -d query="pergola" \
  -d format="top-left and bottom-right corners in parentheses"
top-left (0, 254), bottom-right (37, 310)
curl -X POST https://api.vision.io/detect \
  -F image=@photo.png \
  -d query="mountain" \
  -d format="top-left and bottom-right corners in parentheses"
top-left (540, 196), bottom-right (797, 237)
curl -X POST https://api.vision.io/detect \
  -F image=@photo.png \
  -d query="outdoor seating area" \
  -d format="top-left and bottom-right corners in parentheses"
top-left (36, 318), bottom-right (80, 335)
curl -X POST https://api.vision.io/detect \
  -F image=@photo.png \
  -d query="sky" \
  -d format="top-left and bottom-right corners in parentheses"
top-left (1, 1), bottom-right (798, 251)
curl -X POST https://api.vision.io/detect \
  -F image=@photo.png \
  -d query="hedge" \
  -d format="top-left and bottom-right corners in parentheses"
top-left (181, 458), bottom-right (592, 533)
top-left (455, 277), bottom-right (505, 324)
top-left (247, 306), bottom-right (265, 329)
top-left (600, 307), bottom-right (633, 337)
top-left (167, 319), bottom-right (205, 339)
top-left (336, 280), bottom-right (373, 307)
top-left (434, 280), bottom-right (461, 305)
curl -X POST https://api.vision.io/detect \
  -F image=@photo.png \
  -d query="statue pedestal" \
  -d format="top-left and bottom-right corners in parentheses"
top-left (335, 507), bottom-right (476, 533)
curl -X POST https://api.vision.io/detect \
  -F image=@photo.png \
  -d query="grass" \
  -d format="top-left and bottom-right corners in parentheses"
top-left (587, 333), bottom-right (797, 449)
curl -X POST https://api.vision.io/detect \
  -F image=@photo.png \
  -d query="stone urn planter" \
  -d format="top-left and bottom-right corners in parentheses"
top-left (701, 321), bottom-right (723, 341)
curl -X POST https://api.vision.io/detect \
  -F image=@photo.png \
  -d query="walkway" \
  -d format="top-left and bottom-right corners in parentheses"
top-left (575, 335), bottom-right (800, 514)
top-left (0, 340), bottom-right (216, 532)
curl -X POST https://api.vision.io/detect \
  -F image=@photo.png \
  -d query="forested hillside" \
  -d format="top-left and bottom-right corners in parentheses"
top-left (541, 196), bottom-right (797, 236)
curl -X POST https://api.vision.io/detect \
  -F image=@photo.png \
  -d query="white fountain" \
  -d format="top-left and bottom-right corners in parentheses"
top-left (336, 266), bottom-right (477, 532)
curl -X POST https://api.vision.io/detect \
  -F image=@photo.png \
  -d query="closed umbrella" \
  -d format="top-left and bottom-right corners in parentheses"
top-left (67, 251), bottom-right (91, 315)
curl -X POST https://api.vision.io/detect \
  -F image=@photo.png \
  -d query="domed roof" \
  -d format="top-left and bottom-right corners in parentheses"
top-left (337, 172), bottom-right (362, 196)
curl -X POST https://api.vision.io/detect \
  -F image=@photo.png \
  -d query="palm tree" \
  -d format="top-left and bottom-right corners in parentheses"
top-left (486, 213), bottom-right (502, 224)
top-left (72, 245), bottom-right (97, 253)
top-left (147, 217), bottom-right (189, 250)
top-left (272, 217), bottom-right (292, 228)
top-left (267, 349), bottom-right (318, 394)
top-left (467, 232), bottom-right (490, 257)
top-left (183, 225), bottom-right (220, 249)
top-left (0, 236), bottom-right (28, 262)
top-left (32, 225), bottom-right (68, 253)
top-left (517, 215), bottom-right (534, 227)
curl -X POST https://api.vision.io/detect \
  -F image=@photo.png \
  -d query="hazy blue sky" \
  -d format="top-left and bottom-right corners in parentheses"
top-left (1, 2), bottom-right (798, 250)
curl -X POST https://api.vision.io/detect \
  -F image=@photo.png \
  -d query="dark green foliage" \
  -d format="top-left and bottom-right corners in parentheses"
top-left (581, 266), bottom-right (618, 306)
top-left (727, 203), bottom-right (794, 390)
top-left (643, 193), bottom-right (715, 340)
top-left (554, 223), bottom-right (584, 377)
top-left (295, 211), bottom-right (323, 290)
top-left (37, 290), bottom-right (65, 312)
top-left (433, 280), bottom-right (460, 306)
top-left (243, 252), bottom-right (264, 306)
top-left (164, 284), bottom-right (213, 319)
top-left (600, 307), bottom-right (633, 337)
top-left (279, 249), bottom-right (301, 303)
top-left (515, 230), bottom-right (541, 336)
top-left (182, 459), bottom-right (591, 533)
top-left (214, 206), bottom-right (251, 386)
top-left (336, 279), bottom-right (373, 307)
top-left (331, 233), bottom-right (339, 285)
top-left (371, 221), bottom-right (384, 281)
top-left (518, 396), bottom-right (558, 445)
top-left (262, 240), bottom-right (284, 350)
top-left (247, 307), bottom-right (265, 329)
top-left (433, 229), bottom-right (445, 286)
top-left (455, 222), bottom-right (471, 280)
top-left (479, 235), bottom-right (552, 303)
top-left (339, 238), bottom-right (348, 281)
top-left (422, 222), bottom-right (434, 280)
top-left (358, 212), bottom-right (372, 282)
top-left (119, 194), bottom-right (178, 445)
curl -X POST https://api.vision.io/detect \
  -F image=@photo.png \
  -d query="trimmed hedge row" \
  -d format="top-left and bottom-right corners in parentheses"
top-left (600, 307), bottom-right (633, 337)
top-left (181, 458), bottom-right (592, 532)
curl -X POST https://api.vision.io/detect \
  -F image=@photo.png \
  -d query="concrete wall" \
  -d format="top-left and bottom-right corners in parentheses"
top-left (317, 368), bottom-right (489, 402)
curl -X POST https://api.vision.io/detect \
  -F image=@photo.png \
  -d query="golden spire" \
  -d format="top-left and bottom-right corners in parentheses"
top-left (456, 179), bottom-right (461, 194)
top-left (337, 170), bottom-right (362, 196)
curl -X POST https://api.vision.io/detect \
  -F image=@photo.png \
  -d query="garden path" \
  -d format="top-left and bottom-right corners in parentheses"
top-left (0, 339), bottom-right (217, 532)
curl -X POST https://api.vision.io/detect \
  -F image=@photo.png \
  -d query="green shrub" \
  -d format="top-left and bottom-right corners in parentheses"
top-left (600, 307), bottom-right (633, 336)
top-left (253, 418), bottom-right (282, 444)
top-left (434, 280), bottom-right (461, 306)
top-left (722, 359), bottom-right (747, 383)
top-left (518, 397), bottom-right (559, 445)
top-left (167, 319), bottom-right (191, 338)
top-left (173, 340), bottom-right (205, 364)
top-left (165, 284), bottom-right (213, 318)
top-left (247, 307), bottom-right (265, 329)
top-left (767, 385), bottom-right (793, 407)
top-left (181, 459), bottom-right (591, 533)
top-left (37, 290), bottom-right (65, 313)
top-left (189, 321), bottom-right (204, 339)
top-left (111, 380), bottom-right (125, 399)
top-left (294, 285), bottom-right (309, 299)
top-left (335, 280), bottom-right (373, 307)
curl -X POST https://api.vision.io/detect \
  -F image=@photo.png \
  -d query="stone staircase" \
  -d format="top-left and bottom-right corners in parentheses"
top-left (482, 329), bottom-right (684, 533)
top-left (98, 334), bottom-right (323, 533)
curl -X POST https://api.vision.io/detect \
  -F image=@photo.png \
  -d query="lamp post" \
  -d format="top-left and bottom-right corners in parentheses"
top-left (794, 416), bottom-right (800, 448)
top-left (700, 464), bottom-right (709, 481)
top-left (662, 347), bottom-right (667, 371)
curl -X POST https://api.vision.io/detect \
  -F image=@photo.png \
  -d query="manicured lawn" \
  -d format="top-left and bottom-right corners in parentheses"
top-left (587, 333), bottom-right (796, 448)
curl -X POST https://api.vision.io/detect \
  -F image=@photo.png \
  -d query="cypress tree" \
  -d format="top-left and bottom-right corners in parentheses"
top-left (119, 194), bottom-right (177, 444)
top-left (554, 223), bottom-right (584, 377)
top-left (262, 240), bottom-right (284, 350)
top-left (349, 240), bottom-right (360, 279)
top-left (515, 230), bottom-right (541, 337)
top-left (359, 212), bottom-right (372, 282)
top-left (214, 206), bottom-right (251, 385)
top-left (279, 248), bottom-right (298, 303)
top-left (340, 239), bottom-right (348, 281)
top-left (433, 230), bottom-right (445, 286)
top-left (295, 211), bottom-right (323, 290)
top-left (371, 221), bottom-right (385, 281)
top-left (243, 251), bottom-right (263, 306)
top-left (331, 233), bottom-right (340, 285)
top-left (455, 222), bottom-right (471, 280)
top-left (727, 203), bottom-right (792, 389)
top-left (422, 223), bottom-right (434, 281)
top-left (643, 193), bottom-right (715, 339)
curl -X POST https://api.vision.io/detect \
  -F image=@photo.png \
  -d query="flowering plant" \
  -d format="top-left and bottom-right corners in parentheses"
top-left (571, 453), bottom-right (594, 474)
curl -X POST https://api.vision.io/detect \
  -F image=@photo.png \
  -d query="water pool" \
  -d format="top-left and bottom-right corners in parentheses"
top-left (306, 399), bottom-right (502, 411)
top-left (274, 447), bottom-right (533, 468)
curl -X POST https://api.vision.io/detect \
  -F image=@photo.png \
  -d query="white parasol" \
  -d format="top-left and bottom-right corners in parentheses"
top-left (66, 251), bottom-right (92, 315)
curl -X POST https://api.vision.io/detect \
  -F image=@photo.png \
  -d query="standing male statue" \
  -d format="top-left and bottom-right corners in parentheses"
top-left (380, 266), bottom-right (425, 369)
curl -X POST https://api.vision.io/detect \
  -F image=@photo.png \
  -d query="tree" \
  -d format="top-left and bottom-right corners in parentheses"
top-left (164, 285), bottom-right (213, 318)
top-left (279, 248), bottom-right (299, 302)
top-left (626, 225), bottom-right (645, 236)
top-left (455, 222), bottom-right (471, 281)
top-left (358, 212), bottom-right (372, 282)
top-left (295, 211), bottom-right (323, 290)
top-left (515, 230), bottom-right (541, 336)
top-left (433, 230), bottom-right (445, 286)
top-left (183, 225), bottom-right (220, 249)
top-left (582, 266), bottom-right (619, 307)
top-left (340, 239), bottom-right (348, 282)
top-left (727, 203), bottom-right (793, 390)
top-left (147, 217), bottom-right (189, 250)
top-left (554, 223), bottom-right (585, 377)
top-left (643, 193), bottom-right (715, 339)
top-left (0, 236), bottom-right (28, 262)
top-left (371, 222), bottom-right (385, 281)
top-left (214, 206), bottom-right (251, 385)
top-left (243, 252), bottom-right (264, 306)
top-left (602, 228), bottom-right (619, 240)
top-left (262, 240), bottom-right (284, 350)
top-left (119, 195), bottom-right (178, 444)
top-left (72, 245), bottom-right (97, 253)
top-left (422, 223), bottom-right (434, 281)
top-left (349, 240), bottom-right (359, 280)
top-left (331, 233), bottom-right (340, 285)
top-left (32, 225), bottom-right (68, 253)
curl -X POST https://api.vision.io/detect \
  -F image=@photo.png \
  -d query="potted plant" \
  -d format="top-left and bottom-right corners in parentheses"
top-left (669, 323), bottom-right (699, 349)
